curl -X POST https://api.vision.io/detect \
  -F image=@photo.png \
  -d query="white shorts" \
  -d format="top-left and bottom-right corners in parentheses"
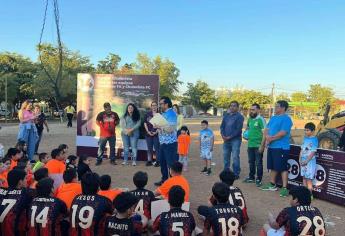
top-left (267, 228), bottom-right (285, 236)
top-left (201, 150), bottom-right (212, 160)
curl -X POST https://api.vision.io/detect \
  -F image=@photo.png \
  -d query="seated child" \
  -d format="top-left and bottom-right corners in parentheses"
top-left (30, 167), bottom-right (49, 189)
top-left (6, 148), bottom-right (22, 171)
top-left (77, 154), bottom-right (92, 181)
top-left (66, 155), bottom-right (77, 170)
top-left (45, 148), bottom-right (66, 190)
top-left (32, 152), bottom-right (49, 172)
top-left (0, 157), bottom-right (11, 187)
top-left (98, 174), bottom-right (122, 202)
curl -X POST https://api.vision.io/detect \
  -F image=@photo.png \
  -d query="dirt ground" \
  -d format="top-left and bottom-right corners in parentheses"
top-left (0, 118), bottom-right (344, 235)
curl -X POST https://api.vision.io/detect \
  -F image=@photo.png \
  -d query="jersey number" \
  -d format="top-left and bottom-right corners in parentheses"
top-left (135, 199), bottom-right (144, 215)
top-left (71, 205), bottom-right (95, 229)
top-left (0, 199), bottom-right (16, 222)
top-left (229, 192), bottom-right (245, 210)
top-left (172, 222), bottom-right (184, 235)
top-left (218, 217), bottom-right (240, 236)
top-left (297, 216), bottom-right (325, 236)
top-left (31, 206), bottom-right (49, 228)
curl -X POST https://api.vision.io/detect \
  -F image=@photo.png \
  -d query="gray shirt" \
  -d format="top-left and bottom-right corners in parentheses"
top-left (120, 115), bottom-right (141, 136)
top-left (220, 112), bottom-right (244, 140)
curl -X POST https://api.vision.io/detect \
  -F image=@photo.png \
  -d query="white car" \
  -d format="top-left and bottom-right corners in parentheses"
top-left (0, 109), bottom-right (10, 117)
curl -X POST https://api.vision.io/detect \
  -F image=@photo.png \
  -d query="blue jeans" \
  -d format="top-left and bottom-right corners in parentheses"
top-left (122, 132), bottom-right (139, 162)
top-left (17, 123), bottom-right (38, 161)
top-left (223, 138), bottom-right (242, 176)
top-left (160, 142), bottom-right (178, 181)
top-left (97, 136), bottom-right (116, 161)
top-left (145, 135), bottom-right (160, 162)
top-left (247, 147), bottom-right (263, 181)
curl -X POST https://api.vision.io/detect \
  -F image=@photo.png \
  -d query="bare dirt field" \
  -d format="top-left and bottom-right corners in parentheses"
top-left (0, 118), bottom-right (344, 235)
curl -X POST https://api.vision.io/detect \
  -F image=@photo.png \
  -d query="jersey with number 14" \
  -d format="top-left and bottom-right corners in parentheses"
top-left (152, 208), bottom-right (196, 236)
top-left (70, 194), bottom-right (113, 236)
top-left (276, 205), bottom-right (325, 236)
top-left (204, 203), bottom-right (244, 236)
top-left (0, 188), bottom-right (33, 236)
top-left (130, 188), bottom-right (155, 219)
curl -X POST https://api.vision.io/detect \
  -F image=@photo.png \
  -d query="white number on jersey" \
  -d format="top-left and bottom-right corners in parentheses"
top-left (71, 205), bottom-right (95, 229)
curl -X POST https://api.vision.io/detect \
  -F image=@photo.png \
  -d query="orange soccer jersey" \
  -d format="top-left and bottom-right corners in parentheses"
top-left (98, 189), bottom-right (122, 202)
top-left (9, 160), bottom-right (18, 171)
top-left (177, 134), bottom-right (191, 156)
top-left (0, 172), bottom-right (8, 188)
top-left (45, 159), bottom-right (66, 174)
top-left (55, 182), bottom-right (82, 209)
top-left (156, 175), bottom-right (190, 201)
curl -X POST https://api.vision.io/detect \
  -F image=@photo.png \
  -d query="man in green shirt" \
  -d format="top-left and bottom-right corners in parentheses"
top-left (243, 103), bottom-right (266, 186)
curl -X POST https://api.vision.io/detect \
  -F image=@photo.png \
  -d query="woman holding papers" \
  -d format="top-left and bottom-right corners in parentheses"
top-left (144, 101), bottom-right (160, 167)
top-left (120, 103), bottom-right (141, 166)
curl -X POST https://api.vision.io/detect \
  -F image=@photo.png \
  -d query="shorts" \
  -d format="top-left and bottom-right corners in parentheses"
top-left (300, 158), bottom-right (316, 179)
top-left (267, 148), bottom-right (289, 172)
top-left (267, 228), bottom-right (285, 236)
top-left (200, 150), bottom-right (212, 160)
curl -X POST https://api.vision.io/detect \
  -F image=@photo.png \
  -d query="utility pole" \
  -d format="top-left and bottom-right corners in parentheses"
top-left (5, 77), bottom-right (7, 123)
top-left (271, 83), bottom-right (276, 118)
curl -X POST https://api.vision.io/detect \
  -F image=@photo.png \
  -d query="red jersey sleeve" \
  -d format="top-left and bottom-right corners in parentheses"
top-left (276, 208), bottom-right (289, 228)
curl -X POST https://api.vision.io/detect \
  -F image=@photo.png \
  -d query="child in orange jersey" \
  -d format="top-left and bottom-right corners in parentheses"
top-left (177, 126), bottom-right (191, 171)
top-left (98, 175), bottom-right (122, 202)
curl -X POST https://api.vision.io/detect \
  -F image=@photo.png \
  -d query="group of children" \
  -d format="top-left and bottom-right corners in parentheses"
top-left (177, 120), bottom-right (215, 175)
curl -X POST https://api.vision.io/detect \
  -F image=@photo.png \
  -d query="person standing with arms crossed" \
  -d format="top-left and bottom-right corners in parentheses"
top-left (64, 102), bottom-right (75, 128)
top-left (261, 100), bottom-right (293, 198)
top-left (220, 101), bottom-right (244, 179)
top-left (154, 96), bottom-right (178, 186)
top-left (96, 102), bottom-right (120, 166)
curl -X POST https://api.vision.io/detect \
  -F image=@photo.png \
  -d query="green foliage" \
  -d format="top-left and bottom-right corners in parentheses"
top-left (291, 91), bottom-right (308, 102)
top-left (96, 53), bottom-right (121, 74)
top-left (183, 80), bottom-right (216, 112)
top-left (308, 84), bottom-right (335, 112)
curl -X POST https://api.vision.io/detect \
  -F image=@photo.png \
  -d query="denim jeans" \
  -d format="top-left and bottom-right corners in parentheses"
top-left (97, 136), bottom-right (116, 161)
top-left (35, 131), bottom-right (43, 153)
top-left (160, 142), bottom-right (178, 181)
top-left (247, 147), bottom-right (263, 181)
top-left (67, 113), bottom-right (73, 127)
top-left (223, 138), bottom-right (242, 176)
top-left (122, 132), bottom-right (139, 162)
top-left (145, 135), bottom-right (160, 162)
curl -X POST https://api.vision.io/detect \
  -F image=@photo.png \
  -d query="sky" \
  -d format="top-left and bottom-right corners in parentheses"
top-left (1, 0), bottom-right (345, 97)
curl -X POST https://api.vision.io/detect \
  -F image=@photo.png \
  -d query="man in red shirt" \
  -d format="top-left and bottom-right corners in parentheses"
top-left (96, 102), bottom-right (120, 166)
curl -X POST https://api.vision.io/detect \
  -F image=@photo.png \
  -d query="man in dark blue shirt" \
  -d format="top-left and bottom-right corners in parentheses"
top-left (220, 101), bottom-right (244, 179)
top-left (34, 105), bottom-right (49, 155)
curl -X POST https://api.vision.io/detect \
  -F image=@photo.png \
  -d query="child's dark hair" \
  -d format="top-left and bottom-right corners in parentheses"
top-left (212, 182), bottom-right (230, 203)
top-left (51, 148), bottom-right (62, 159)
top-left (180, 125), bottom-right (190, 135)
top-left (15, 140), bottom-right (26, 151)
top-left (81, 172), bottom-right (100, 195)
top-left (34, 168), bottom-right (48, 181)
top-left (66, 155), bottom-right (77, 165)
top-left (170, 162), bottom-right (183, 174)
top-left (219, 170), bottom-right (236, 186)
top-left (63, 168), bottom-right (77, 183)
top-left (78, 154), bottom-right (89, 166)
top-left (201, 120), bottom-right (209, 125)
top-left (133, 171), bottom-right (148, 189)
top-left (7, 169), bottom-right (26, 188)
top-left (168, 185), bottom-right (185, 208)
top-left (100, 175), bottom-right (111, 190)
top-left (58, 144), bottom-right (68, 151)
top-left (5, 148), bottom-right (20, 159)
top-left (304, 122), bottom-right (316, 132)
top-left (1, 156), bottom-right (11, 164)
top-left (38, 153), bottom-right (48, 162)
top-left (16, 158), bottom-right (29, 170)
top-left (290, 186), bottom-right (311, 205)
top-left (36, 178), bottom-right (54, 197)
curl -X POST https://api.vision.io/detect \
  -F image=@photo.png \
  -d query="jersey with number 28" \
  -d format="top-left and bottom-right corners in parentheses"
top-left (69, 194), bottom-right (113, 236)
top-left (276, 205), bottom-right (325, 236)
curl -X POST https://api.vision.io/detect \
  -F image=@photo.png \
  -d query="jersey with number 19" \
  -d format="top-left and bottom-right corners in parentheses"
top-left (0, 187), bottom-right (33, 236)
top-left (69, 194), bottom-right (113, 236)
top-left (28, 196), bottom-right (67, 236)
top-left (276, 205), bottom-right (325, 236)
top-left (152, 207), bottom-right (196, 236)
top-left (204, 203), bottom-right (244, 236)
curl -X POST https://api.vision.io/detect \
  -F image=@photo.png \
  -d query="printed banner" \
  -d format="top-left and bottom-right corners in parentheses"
top-left (287, 145), bottom-right (345, 206)
top-left (76, 73), bottom-right (159, 160)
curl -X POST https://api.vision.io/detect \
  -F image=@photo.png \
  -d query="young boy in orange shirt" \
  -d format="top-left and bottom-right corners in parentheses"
top-left (6, 148), bottom-right (22, 171)
top-left (55, 168), bottom-right (82, 209)
top-left (177, 126), bottom-right (191, 171)
top-left (98, 174), bottom-right (122, 202)
top-left (155, 162), bottom-right (190, 202)
top-left (0, 157), bottom-right (11, 188)
top-left (45, 148), bottom-right (66, 190)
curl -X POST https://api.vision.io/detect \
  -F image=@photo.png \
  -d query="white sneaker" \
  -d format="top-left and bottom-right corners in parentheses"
top-left (211, 162), bottom-right (216, 166)
top-left (132, 161), bottom-right (137, 166)
top-left (122, 161), bottom-right (128, 165)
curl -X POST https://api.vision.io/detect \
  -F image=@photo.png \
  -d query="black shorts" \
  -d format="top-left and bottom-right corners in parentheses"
top-left (267, 148), bottom-right (289, 172)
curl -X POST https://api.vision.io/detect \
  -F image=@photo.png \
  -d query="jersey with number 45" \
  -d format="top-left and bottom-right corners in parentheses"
top-left (28, 196), bottom-right (67, 236)
top-left (276, 205), bottom-right (325, 236)
top-left (204, 203), bottom-right (244, 236)
top-left (0, 188), bottom-right (33, 236)
top-left (152, 207), bottom-right (196, 236)
top-left (228, 186), bottom-right (249, 224)
top-left (70, 194), bottom-right (113, 236)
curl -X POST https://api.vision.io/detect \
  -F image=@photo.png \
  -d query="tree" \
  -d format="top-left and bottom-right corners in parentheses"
top-left (35, 43), bottom-right (94, 105)
top-left (183, 80), bottom-right (215, 113)
top-left (308, 84), bottom-right (335, 112)
top-left (229, 90), bottom-right (271, 110)
top-left (276, 93), bottom-right (290, 102)
top-left (215, 88), bottom-right (232, 108)
top-left (291, 91), bottom-right (308, 102)
top-left (96, 53), bottom-right (121, 74)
